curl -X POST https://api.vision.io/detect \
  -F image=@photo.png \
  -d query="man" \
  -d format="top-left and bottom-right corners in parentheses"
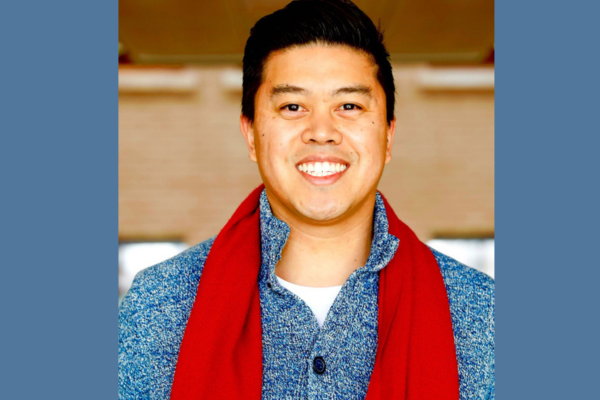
top-left (118, 1), bottom-right (494, 399)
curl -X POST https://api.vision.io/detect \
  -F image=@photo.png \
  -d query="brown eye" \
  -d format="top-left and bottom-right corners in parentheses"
top-left (341, 104), bottom-right (361, 111)
top-left (280, 104), bottom-right (308, 119)
top-left (284, 104), bottom-right (300, 112)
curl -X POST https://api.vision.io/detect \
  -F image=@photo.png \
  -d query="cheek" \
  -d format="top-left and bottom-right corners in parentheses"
top-left (254, 116), bottom-right (277, 154)
top-left (255, 120), bottom-right (296, 168)
top-left (346, 126), bottom-right (387, 163)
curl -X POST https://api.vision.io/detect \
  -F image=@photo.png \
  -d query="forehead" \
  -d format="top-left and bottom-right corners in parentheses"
top-left (260, 44), bottom-right (380, 94)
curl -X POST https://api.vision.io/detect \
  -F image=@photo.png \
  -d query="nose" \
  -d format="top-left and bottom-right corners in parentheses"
top-left (301, 108), bottom-right (342, 145)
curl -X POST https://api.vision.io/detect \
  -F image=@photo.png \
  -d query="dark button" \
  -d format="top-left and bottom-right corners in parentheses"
top-left (313, 356), bottom-right (326, 375)
top-left (267, 282), bottom-right (272, 289)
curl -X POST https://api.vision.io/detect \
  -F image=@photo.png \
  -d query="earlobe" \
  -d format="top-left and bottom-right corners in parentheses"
top-left (240, 114), bottom-right (258, 163)
top-left (384, 118), bottom-right (396, 164)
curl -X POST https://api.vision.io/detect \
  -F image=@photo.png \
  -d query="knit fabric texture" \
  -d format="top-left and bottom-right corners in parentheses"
top-left (118, 191), bottom-right (495, 399)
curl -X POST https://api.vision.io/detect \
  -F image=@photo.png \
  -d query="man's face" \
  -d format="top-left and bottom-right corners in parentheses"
top-left (241, 44), bottom-right (395, 224)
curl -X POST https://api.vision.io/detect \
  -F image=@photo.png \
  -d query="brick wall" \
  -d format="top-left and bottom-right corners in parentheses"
top-left (119, 64), bottom-right (494, 244)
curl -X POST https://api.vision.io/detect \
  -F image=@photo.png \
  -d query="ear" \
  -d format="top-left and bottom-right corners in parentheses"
top-left (240, 114), bottom-right (258, 163)
top-left (384, 117), bottom-right (396, 164)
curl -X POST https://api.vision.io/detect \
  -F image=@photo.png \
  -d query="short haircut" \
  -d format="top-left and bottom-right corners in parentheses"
top-left (242, 0), bottom-right (396, 125)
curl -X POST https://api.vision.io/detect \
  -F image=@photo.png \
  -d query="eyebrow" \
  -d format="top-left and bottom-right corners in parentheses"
top-left (270, 85), bottom-right (311, 98)
top-left (332, 85), bottom-right (373, 98)
top-left (270, 84), bottom-right (373, 99)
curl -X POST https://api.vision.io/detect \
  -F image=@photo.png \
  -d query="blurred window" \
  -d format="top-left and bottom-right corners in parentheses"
top-left (426, 238), bottom-right (495, 279)
top-left (119, 241), bottom-right (189, 302)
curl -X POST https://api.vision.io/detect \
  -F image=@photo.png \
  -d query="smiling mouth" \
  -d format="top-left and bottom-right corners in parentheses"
top-left (296, 161), bottom-right (348, 177)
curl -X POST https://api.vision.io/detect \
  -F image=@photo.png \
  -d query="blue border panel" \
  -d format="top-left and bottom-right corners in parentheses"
top-left (497, 0), bottom-right (599, 398)
top-left (1, 1), bottom-right (117, 398)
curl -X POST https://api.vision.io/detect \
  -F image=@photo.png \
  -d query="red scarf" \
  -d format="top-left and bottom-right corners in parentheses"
top-left (171, 185), bottom-right (459, 399)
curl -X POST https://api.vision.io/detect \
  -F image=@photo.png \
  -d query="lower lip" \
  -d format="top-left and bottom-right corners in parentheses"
top-left (298, 168), bottom-right (348, 186)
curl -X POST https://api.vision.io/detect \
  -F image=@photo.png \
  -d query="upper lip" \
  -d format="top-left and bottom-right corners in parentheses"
top-left (296, 155), bottom-right (349, 166)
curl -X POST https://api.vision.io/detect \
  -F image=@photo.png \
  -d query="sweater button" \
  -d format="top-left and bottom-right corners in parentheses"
top-left (313, 356), bottom-right (326, 374)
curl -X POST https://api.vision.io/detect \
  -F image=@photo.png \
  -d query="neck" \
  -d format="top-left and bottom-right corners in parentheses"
top-left (267, 191), bottom-right (376, 287)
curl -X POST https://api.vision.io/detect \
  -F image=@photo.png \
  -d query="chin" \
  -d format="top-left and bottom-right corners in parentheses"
top-left (293, 197), bottom-right (350, 222)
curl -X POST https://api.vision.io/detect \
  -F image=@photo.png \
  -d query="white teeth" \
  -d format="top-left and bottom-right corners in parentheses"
top-left (297, 161), bottom-right (348, 177)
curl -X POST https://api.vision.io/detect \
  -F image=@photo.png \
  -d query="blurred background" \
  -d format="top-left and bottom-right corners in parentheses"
top-left (118, 0), bottom-right (494, 301)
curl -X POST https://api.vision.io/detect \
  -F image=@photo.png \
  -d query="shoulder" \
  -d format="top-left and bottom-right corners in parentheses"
top-left (126, 236), bottom-right (216, 303)
top-left (429, 247), bottom-right (495, 400)
top-left (431, 248), bottom-right (495, 307)
top-left (118, 236), bottom-right (216, 399)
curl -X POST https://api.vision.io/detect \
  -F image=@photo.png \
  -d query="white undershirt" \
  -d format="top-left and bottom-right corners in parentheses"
top-left (276, 275), bottom-right (343, 328)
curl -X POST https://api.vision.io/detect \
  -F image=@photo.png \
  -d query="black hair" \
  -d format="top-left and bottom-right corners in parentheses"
top-left (242, 0), bottom-right (395, 125)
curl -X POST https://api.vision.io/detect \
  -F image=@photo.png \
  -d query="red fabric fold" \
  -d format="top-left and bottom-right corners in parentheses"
top-left (171, 185), bottom-right (458, 399)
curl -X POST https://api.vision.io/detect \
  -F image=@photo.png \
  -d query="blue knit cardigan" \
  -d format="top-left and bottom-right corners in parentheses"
top-left (119, 192), bottom-right (494, 399)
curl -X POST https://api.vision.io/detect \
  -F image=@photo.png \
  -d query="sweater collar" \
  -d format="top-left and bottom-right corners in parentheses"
top-left (258, 189), bottom-right (399, 286)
